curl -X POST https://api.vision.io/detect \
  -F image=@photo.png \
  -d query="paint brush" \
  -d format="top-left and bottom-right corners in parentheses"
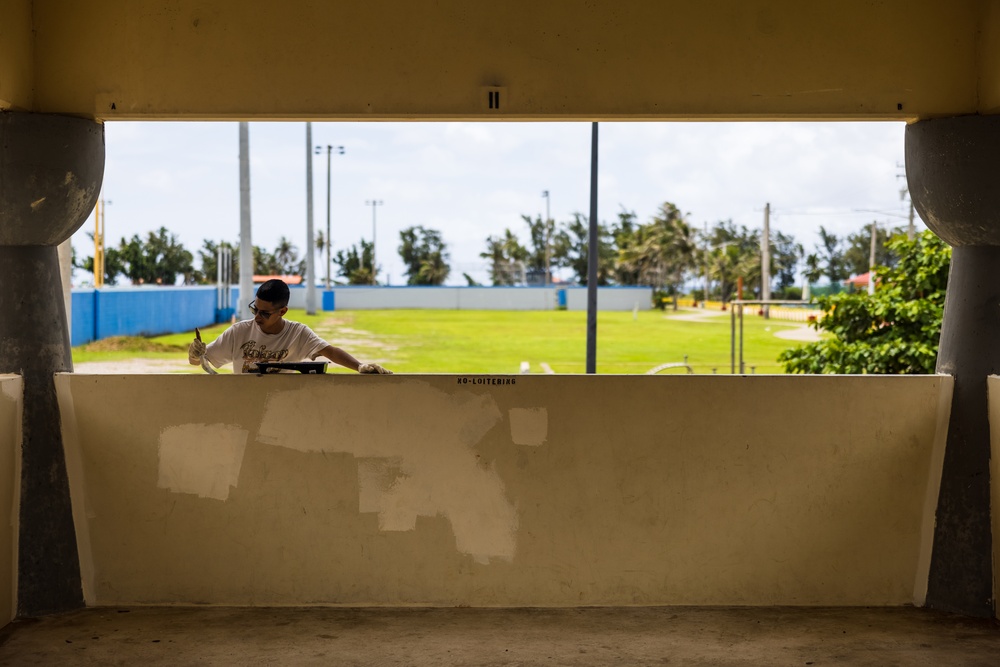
top-left (194, 328), bottom-right (218, 375)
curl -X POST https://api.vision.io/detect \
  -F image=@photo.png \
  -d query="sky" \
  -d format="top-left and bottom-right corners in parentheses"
top-left (70, 120), bottom-right (923, 287)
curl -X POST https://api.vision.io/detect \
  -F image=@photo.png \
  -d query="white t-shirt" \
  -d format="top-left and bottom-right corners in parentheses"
top-left (204, 319), bottom-right (330, 374)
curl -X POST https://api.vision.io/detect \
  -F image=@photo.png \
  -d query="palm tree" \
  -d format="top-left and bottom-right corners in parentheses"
top-left (480, 229), bottom-right (528, 285)
top-left (803, 253), bottom-right (823, 300)
top-left (417, 253), bottom-right (450, 285)
top-left (314, 230), bottom-right (328, 264)
top-left (619, 203), bottom-right (701, 310)
top-left (659, 217), bottom-right (700, 310)
top-left (817, 226), bottom-right (848, 284)
top-left (274, 237), bottom-right (298, 275)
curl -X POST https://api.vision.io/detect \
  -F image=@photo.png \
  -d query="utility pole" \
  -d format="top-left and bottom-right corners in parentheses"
top-left (868, 220), bottom-right (878, 296)
top-left (761, 202), bottom-right (771, 318)
top-left (366, 199), bottom-right (384, 285)
top-left (897, 162), bottom-right (916, 240)
top-left (238, 122), bottom-right (253, 319)
top-left (93, 198), bottom-right (101, 288)
top-left (93, 197), bottom-right (110, 288)
top-left (542, 190), bottom-right (551, 286)
top-left (305, 123), bottom-right (316, 314)
top-left (906, 196), bottom-right (916, 240)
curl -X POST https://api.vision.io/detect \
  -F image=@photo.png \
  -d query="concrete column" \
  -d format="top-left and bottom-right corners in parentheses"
top-left (905, 115), bottom-right (1000, 618)
top-left (0, 112), bottom-right (104, 616)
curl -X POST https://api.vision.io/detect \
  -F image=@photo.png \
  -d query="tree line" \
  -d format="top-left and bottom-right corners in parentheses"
top-left (475, 202), bottom-right (904, 306)
top-left (78, 206), bottom-right (901, 296)
top-left (78, 225), bottom-right (453, 287)
top-left (781, 231), bottom-right (948, 374)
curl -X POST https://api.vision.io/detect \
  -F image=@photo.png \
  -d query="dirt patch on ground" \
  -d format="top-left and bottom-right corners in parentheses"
top-left (773, 326), bottom-right (824, 342)
top-left (79, 336), bottom-right (186, 354)
top-left (665, 308), bottom-right (730, 323)
top-left (73, 358), bottom-right (198, 374)
top-left (320, 326), bottom-right (399, 353)
top-left (311, 316), bottom-right (399, 362)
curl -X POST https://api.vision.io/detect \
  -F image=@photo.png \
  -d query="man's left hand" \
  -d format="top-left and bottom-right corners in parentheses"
top-left (358, 362), bottom-right (392, 374)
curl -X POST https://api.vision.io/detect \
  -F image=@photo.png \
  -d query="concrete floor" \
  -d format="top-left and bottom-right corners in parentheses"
top-left (0, 606), bottom-right (998, 666)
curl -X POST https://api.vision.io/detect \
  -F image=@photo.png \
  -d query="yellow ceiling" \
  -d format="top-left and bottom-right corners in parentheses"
top-left (3, 0), bottom-right (998, 121)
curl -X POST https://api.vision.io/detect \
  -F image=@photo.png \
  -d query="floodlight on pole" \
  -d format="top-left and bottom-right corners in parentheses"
top-left (305, 123), bottom-right (316, 314)
top-left (315, 144), bottom-right (345, 290)
top-left (366, 199), bottom-right (384, 285)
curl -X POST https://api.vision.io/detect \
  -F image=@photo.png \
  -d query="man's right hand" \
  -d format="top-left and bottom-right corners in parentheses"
top-left (188, 337), bottom-right (207, 365)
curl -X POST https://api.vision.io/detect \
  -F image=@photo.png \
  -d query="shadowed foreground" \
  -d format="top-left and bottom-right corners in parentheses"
top-left (1, 606), bottom-right (998, 666)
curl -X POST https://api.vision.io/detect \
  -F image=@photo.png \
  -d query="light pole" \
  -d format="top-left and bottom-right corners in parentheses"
top-left (366, 199), bottom-right (383, 285)
top-left (542, 190), bottom-right (551, 286)
top-left (315, 144), bottom-right (345, 290)
top-left (304, 123), bottom-right (316, 314)
top-left (93, 197), bottom-right (111, 288)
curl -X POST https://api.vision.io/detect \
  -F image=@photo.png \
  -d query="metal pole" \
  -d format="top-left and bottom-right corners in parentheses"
top-left (305, 123), bottom-right (317, 314)
top-left (868, 221), bottom-right (878, 295)
top-left (730, 302), bottom-right (735, 374)
top-left (908, 199), bottom-right (915, 240)
top-left (586, 122), bottom-right (599, 374)
top-left (238, 122), bottom-right (253, 319)
top-left (93, 198), bottom-right (101, 288)
top-left (761, 202), bottom-right (770, 318)
top-left (94, 199), bottom-right (100, 277)
top-left (366, 200), bottom-right (383, 285)
top-left (739, 303), bottom-right (745, 374)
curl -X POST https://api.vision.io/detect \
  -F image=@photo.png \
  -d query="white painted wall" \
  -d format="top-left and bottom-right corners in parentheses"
top-left (564, 287), bottom-right (654, 312)
top-left (57, 374), bottom-right (951, 608)
top-left (0, 376), bottom-right (21, 626)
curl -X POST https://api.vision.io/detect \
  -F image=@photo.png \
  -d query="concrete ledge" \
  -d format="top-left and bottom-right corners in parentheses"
top-left (56, 374), bottom-right (952, 607)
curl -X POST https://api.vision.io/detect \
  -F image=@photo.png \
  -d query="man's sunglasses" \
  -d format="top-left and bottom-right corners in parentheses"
top-left (249, 302), bottom-right (279, 318)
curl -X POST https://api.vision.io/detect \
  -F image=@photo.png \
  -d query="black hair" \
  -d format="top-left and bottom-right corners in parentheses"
top-left (256, 279), bottom-right (290, 308)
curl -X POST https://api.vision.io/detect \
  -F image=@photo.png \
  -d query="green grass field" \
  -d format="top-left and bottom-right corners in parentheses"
top-left (72, 307), bottom-right (816, 374)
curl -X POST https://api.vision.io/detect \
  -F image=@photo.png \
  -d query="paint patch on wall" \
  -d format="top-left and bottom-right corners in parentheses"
top-left (0, 376), bottom-right (20, 402)
top-left (509, 408), bottom-right (548, 446)
top-left (259, 382), bottom-right (518, 563)
top-left (357, 457), bottom-right (407, 524)
top-left (158, 424), bottom-right (248, 501)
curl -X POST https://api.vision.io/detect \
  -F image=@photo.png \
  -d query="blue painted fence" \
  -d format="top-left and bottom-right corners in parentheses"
top-left (72, 286), bottom-right (241, 347)
top-left (70, 284), bottom-right (653, 347)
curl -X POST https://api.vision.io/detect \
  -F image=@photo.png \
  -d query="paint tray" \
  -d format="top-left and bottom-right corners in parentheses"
top-left (253, 361), bottom-right (328, 375)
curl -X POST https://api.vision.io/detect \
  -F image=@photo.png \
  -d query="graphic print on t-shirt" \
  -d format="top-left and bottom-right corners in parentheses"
top-left (240, 340), bottom-right (290, 373)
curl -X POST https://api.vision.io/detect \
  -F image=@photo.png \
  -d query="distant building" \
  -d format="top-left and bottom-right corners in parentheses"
top-left (252, 275), bottom-right (302, 285)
